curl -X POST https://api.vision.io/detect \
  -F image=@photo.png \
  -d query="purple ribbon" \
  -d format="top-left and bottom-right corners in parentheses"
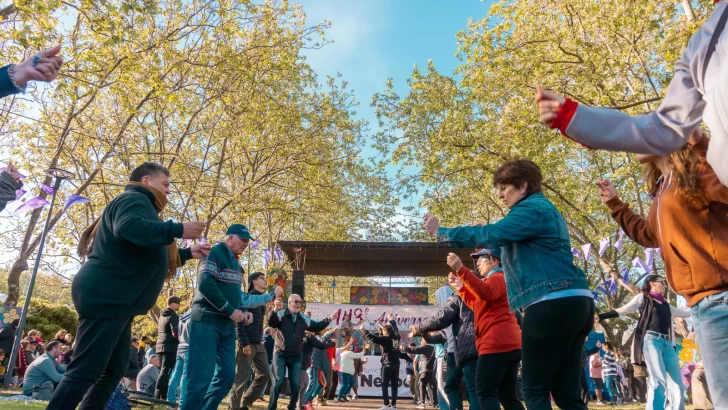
top-left (632, 257), bottom-right (649, 273)
top-left (609, 276), bottom-right (618, 294)
top-left (571, 248), bottom-right (582, 259)
top-left (62, 194), bottom-right (90, 212)
top-left (13, 196), bottom-right (48, 215)
top-left (598, 237), bottom-right (610, 256)
top-left (40, 184), bottom-right (55, 195)
top-left (15, 189), bottom-right (26, 200)
top-left (644, 249), bottom-right (655, 273)
top-left (581, 243), bottom-right (592, 261)
top-left (621, 267), bottom-right (630, 284)
top-left (274, 248), bottom-right (282, 263)
top-left (614, 231), bottom-right (624, 252)
top-left (263, 249), bottom-right (271, 266)
top-left (592, 291), bottom-right (600, 301)
top-left (597, 285), bottom-right (609, 296)
top-left (251, 239), bottom-right (260, 249)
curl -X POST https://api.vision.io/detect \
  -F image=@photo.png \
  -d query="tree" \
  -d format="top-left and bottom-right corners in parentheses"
top-left (1, 1), bottom-right (397, 325)
top-left (373, 0), bottom-right (710, 347)
top-left (23, 299), bottom-right (78, 341)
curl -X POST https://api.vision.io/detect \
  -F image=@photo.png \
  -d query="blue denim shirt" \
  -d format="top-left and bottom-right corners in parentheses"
top-left (437, 192), bottom-right (589, 311)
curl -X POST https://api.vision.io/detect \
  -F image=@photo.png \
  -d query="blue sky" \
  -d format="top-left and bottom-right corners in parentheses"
top-left (297, 0), bottom-right (493, 214)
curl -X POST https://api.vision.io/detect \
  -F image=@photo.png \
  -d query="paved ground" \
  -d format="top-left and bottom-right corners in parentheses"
top-left (246, 397), bottom-right (460, 409)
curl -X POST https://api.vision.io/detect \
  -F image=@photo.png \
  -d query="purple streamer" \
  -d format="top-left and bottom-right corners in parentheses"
top-left (571, 248), bottom-right (582, 259)
top-left (614, 231), bottom-right (624, 252)
top-left (621, 267), bottom-right (630, 284)
top-left (251, 239), bottom-right (260, 249)
top-left (13, 196), bottom-right (48, 215)
top-left (263, 249), bottom-right (271, 266)
top-left (15, 189), bottom-right (26, 200)
top-left (598, 237), bottom-right (610, 257)
top-left (592, 291), bottom-right (599, 301)
top-left (632, 257), bottom-right (649, 273)
top-left (610, 276), bottom-right (618, 294)
top-left (62, 194), bottom-right (90, 212)
top-left (581, 243), bottom-right (592, 261)
top-left (597, 285), bottom-right (609, 296)
top-left (644, 249), bottom-right (655, 273)
top-left (40, 184), bottom-right (54, 195)
top-left (274, 248), bottom-right (282, 263)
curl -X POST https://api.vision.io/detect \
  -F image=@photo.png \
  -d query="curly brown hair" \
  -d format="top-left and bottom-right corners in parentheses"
top-left (642, 146), bottom-right (706, 205)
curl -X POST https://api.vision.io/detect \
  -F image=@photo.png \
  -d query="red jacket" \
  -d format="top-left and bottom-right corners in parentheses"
top-left (456, 266), bottom-right (521, 355)
top-left (15, 347), bottom-right (27, 377)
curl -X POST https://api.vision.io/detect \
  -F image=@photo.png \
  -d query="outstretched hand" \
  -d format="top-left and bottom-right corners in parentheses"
top-left (447, 253), bottom-right (463, 271)
top-left (423, 213), bottom-right (440, 237)
top-left (536, 87), bottom-right (566, 127)
top-left (13, 45), bottom-right (64, 86)
top-left (596, 180), bottom-right (618, 204)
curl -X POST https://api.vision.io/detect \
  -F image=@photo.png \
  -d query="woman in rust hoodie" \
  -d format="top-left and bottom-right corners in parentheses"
top-left (596, 129), bottom-right (728, 406)
top-left (446, 249), bottom-right (523, 410)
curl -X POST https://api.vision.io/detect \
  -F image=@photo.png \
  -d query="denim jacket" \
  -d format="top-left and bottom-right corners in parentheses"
top-left (437, 192), bottom-right (589, 311)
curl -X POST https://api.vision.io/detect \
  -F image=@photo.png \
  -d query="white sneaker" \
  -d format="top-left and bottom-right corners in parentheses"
top-left (416, 405), bottom-right (426, 409)
top-left (377, 406), bottom-right (392, 410)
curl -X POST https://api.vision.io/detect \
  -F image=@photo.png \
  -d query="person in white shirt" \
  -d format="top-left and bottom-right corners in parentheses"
top-left (334, 340), bottom-right (364, 404)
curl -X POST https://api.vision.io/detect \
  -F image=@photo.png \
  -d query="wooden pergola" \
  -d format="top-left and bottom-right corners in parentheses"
top-left (277, 241), bottom-right (475, 277)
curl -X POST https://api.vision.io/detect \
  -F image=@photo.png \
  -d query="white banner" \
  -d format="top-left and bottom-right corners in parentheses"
top-left (357, 355), bottom-right (412, 398)
top-left (305, 303), bottom-right (441, 330)
top-left (306, 303), bottom-right (443, 398)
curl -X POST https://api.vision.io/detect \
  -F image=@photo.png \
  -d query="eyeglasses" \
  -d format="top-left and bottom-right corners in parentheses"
top-left (651, 279), bottom-right (667, 285)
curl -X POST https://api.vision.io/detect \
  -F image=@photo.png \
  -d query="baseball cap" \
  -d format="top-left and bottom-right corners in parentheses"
top-left (471, 248), bottom-right (502, 259)
top-left (226, 224), bottom-right (254, 240)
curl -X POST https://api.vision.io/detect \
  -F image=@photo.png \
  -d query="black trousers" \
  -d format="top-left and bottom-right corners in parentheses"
top-left (47, 316), bottom-right (133, 410)
top-left (476, 349), bottom-right (524, 410)
top-left (580, 362), bottom-right (589, 405)
top-left (418, 370), bottom-right (436, 405)
top-left (521, 296), bottom-right (594, 410)
top-left (381, 364), bottom-right (399, 406)
top-left (155, 351), bottom-right (177, 399)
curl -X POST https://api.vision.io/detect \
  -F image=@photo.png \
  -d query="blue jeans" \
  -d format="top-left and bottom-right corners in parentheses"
top-left (643, 332), bottom-right (684, 410)
top-left (692, 290), bottom-right (728, 408)
top-left (269, 352), bottom-right (302, 410)
top-left (180, 321), bottom-right (236, 410)
top-left (604, 375), bottom-right (622, 403)
top-left (167, 353), bottom-right (187, 403)
top-left (303, 367), bottom-right (324, 403)
top-left (337, 372), bottom-right (354, 400)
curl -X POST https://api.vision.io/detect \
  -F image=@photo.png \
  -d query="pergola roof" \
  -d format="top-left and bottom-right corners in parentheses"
top-left (278, 241), bottom-right (476, 277)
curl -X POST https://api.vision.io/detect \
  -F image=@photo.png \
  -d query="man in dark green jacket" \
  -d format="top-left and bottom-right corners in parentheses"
top-left (181, 224), bottom-right (283, 410)
top-left (47, 162), bottom-right (208, 410)
top-left (0, 163), bottom-right (23, 212)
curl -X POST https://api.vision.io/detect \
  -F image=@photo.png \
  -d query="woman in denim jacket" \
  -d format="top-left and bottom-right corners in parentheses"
top-left (424, 159), bottom-right (593, 410)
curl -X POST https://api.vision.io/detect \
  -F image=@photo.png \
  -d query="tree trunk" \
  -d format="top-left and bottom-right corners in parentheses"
top-left (682, 0), bottom-right (696, 23)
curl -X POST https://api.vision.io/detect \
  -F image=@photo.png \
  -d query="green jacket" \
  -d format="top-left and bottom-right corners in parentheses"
top-left (438, 192), bottom-right (590, 311)
top-left (23, 352), bottom-right (65, 395)
top-left (0, 170), bottom-right (22, 212)
top-left (72, 184), bottom-right (192, 318)
top-left (191, 242), bottom-right (274, 324)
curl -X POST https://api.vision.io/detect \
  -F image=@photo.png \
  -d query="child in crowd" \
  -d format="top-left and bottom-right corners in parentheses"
top-left (335, 340), bottom-right (364, 403)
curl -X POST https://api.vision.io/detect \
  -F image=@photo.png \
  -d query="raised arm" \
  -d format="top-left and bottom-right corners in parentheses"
top-left (417, 296), bottom-right (459, 334)
top-left (436, 204), bottom-right (542, 248)
top-left (112, 197), bottom-right (183, 247)
top-left (600, 293), bottom-right (645, 320)
top-left (597, 180), bottom-right (659, 248)
top-left (455, 265), bottom-right (506, 302)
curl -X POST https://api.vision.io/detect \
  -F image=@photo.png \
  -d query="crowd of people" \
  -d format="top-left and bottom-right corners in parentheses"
top-left (2, 1), bottom-right (728, 409)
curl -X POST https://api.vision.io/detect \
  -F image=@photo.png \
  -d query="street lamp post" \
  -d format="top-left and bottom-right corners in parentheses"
top-left (3, 168), bottom-right (74, 388)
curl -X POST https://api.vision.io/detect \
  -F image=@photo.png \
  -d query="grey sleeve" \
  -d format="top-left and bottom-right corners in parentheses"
top-left (562, 6), bottom-right (722, 155)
